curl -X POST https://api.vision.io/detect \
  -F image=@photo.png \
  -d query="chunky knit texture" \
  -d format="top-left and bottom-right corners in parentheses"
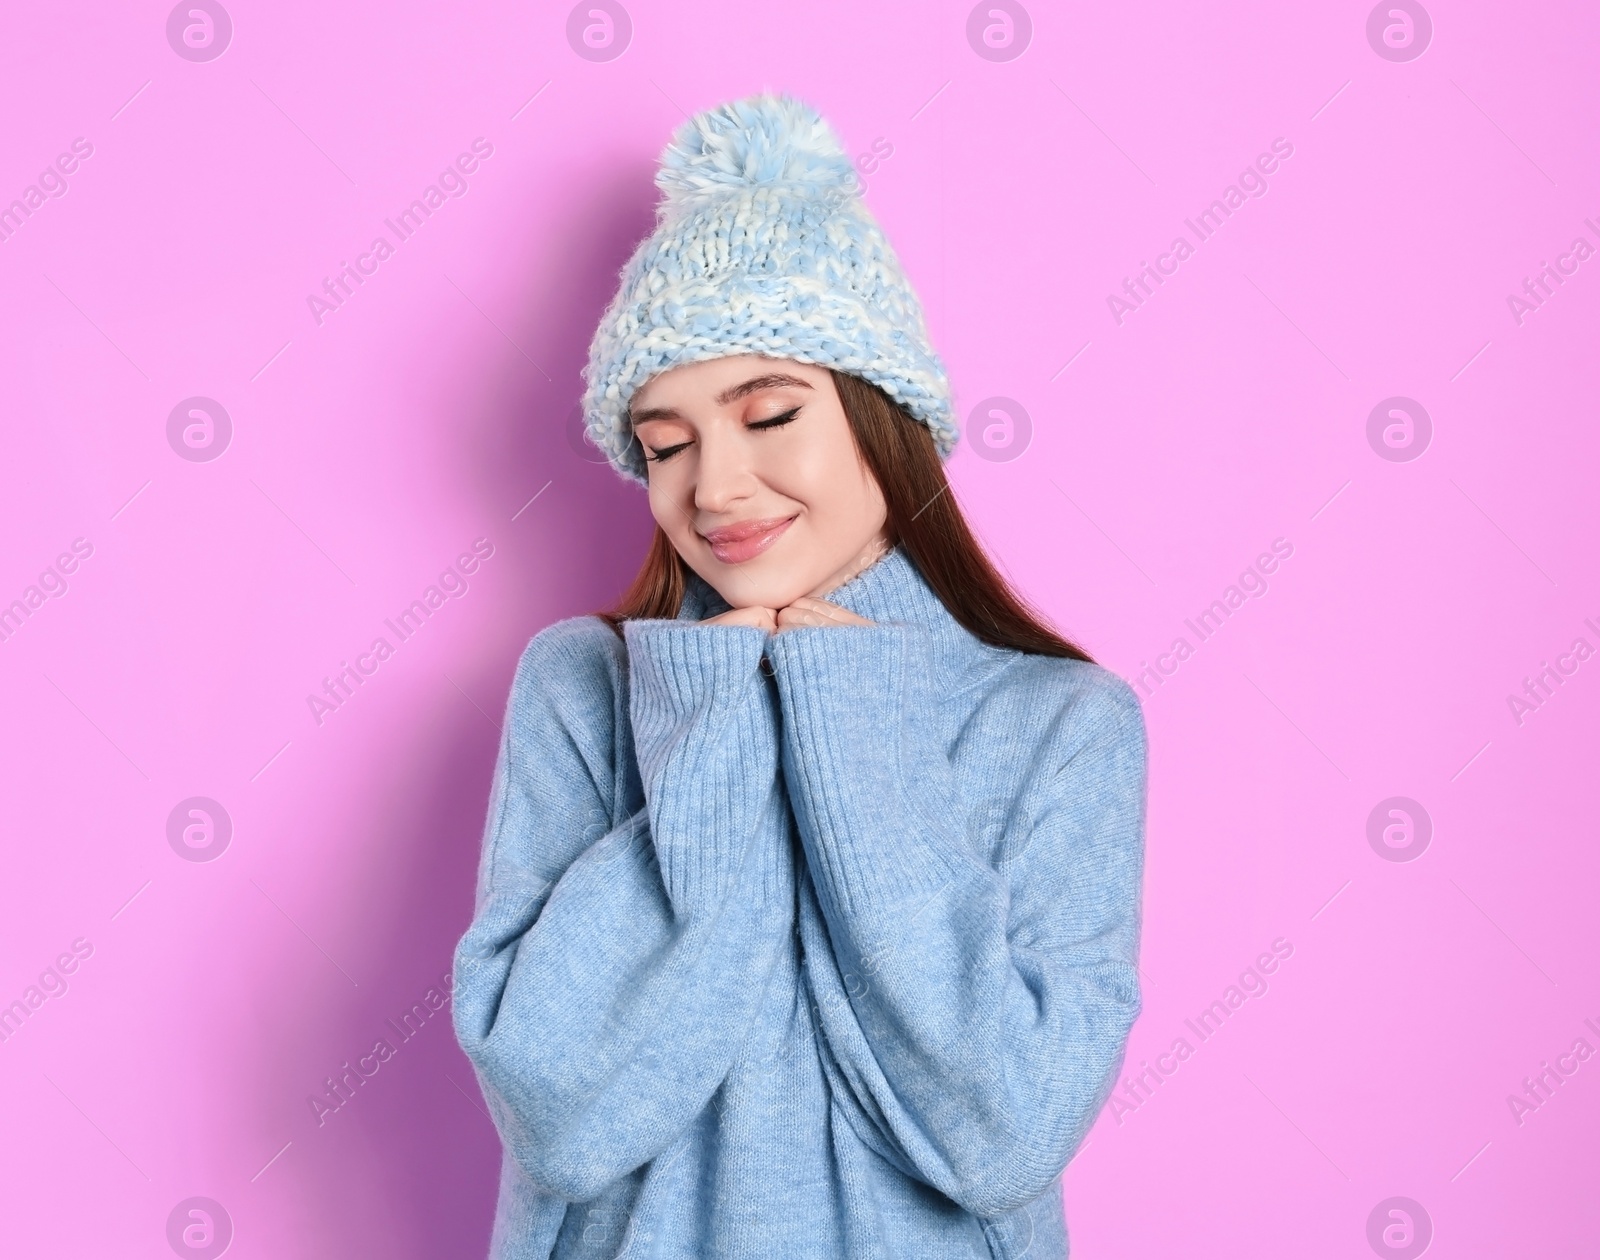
top-left (451, 545), bottom-right (1149, 1258)
top-left (580, 92), bottom-right (960, 485)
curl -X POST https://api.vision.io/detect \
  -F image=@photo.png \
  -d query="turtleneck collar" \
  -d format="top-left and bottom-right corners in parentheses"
top-left (675, 542), bottom-right (1015, 694)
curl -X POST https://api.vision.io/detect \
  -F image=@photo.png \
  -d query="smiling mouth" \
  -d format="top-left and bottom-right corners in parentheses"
top-left (699, 514), bottom-right (797, 564)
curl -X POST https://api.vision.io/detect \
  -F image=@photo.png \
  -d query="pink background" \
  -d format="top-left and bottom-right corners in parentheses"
top-left (2, 1), bottom-right (1596, 1256)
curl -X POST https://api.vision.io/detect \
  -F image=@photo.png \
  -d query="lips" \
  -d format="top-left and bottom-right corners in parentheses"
top-left (700, 514), bottom-right (797, 564)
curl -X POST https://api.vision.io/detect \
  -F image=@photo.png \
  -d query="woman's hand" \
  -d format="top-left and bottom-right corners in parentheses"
top-left (775, 598), bottom-right (875, 631)
top-left (701, 606), bottom-right (780, 632)
top-left (700, 600), bottom-right (875, 632)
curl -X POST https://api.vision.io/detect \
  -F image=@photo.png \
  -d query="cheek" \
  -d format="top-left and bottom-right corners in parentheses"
top-left (647, 482), bottom-right (693, 543)
top-left (789, 453), bottom-right (882, 542)
top-left (770, 419), bottom-right (860, 502)
top-left (761, 440), bottom-right (822, 502)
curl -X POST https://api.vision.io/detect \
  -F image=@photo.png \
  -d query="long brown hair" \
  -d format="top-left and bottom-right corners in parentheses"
top-left (594, 369), bottom-right (1094, 662)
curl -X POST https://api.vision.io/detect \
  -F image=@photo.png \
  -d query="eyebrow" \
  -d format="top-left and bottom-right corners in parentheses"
top-left (628, 372), bottom-right (814, 425)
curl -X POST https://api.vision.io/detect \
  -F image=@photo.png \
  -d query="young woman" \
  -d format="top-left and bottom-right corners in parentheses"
top-left (452, 94), bottom-right (1148, 1260)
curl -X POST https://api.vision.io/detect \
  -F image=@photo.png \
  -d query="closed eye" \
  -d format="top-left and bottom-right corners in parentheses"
top-left (748, 406), bottom-right (802, 432)
top-left (642, 407), bottom-right (803, 465)
top-left (642, 439), bottom-right (691, 464)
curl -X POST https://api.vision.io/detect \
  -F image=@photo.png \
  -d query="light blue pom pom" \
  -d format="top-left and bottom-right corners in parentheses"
top-left (655, 93), bottom-right (858, 206)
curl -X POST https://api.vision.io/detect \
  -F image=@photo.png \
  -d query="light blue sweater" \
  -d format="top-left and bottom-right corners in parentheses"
top-left (451, 543), bottom-right (1148, 1259)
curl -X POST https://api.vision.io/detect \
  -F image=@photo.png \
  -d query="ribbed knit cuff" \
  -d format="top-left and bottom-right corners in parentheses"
top-left (765, 623), bottom-right (972, 920)
top-left (624, 621), bottom-right (766, 721)
top-left (622, 619), bottom-right (783, 915)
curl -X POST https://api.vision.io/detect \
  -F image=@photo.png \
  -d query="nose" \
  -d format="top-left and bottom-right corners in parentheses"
top-left (692, 420), bottom-right (757, 514)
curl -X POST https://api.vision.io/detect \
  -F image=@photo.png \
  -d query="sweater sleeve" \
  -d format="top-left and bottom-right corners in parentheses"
top-left (764, 622), bottom-right (1148, 1219)
top-left (451, 617), bottom-right (795, 1204)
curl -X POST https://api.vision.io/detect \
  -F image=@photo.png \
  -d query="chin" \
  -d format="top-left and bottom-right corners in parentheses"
top-left (698, 524), bottom-right (840, 609)
top-left (706, 562), bottom-right (808, 611)
top-left (716, 581), bottom-right (799, 612)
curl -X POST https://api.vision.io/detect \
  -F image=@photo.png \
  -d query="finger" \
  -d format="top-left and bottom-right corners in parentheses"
top-left (791, 598), bottom-right (845, 622)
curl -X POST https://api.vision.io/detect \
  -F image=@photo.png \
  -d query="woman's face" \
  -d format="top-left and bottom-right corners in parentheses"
top-left (628, 354), bottom-right (891, 610)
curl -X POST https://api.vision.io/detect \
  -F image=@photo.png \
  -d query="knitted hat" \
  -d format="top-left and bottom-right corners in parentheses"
top-left (580, 92), bottom-right (958, 486)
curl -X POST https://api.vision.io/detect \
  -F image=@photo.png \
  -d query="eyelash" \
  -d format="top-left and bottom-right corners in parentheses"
top-left (643, 407), bottom-right (802, 465)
